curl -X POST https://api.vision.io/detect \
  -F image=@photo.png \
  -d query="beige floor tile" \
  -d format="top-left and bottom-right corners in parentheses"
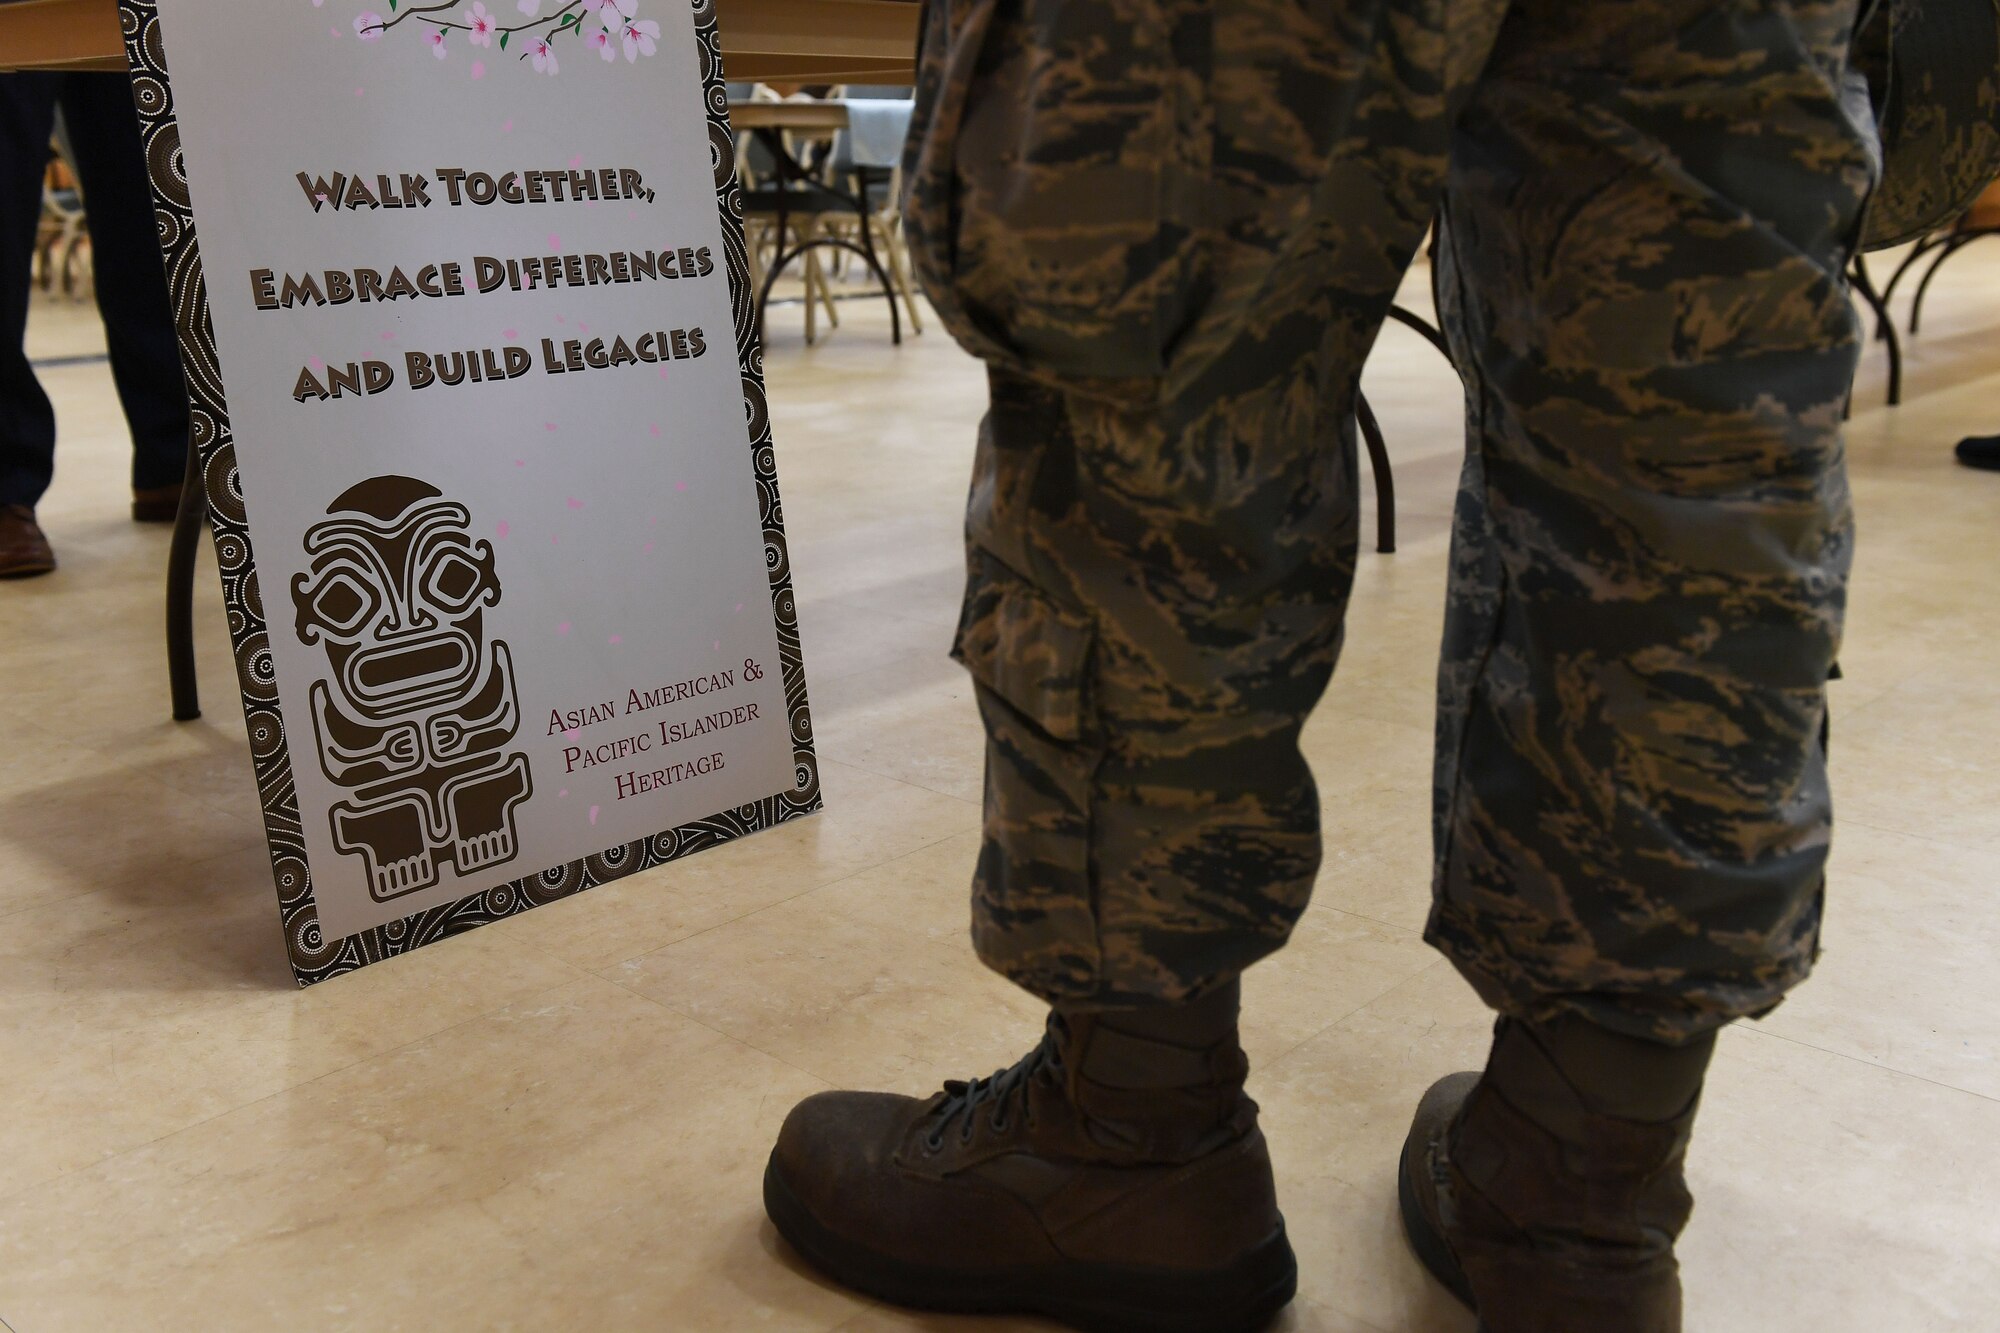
top-left (810, 650), bottom-right (987, 805)
top-left (1832, 664), bottom-right (2000, 846)
top-left (1757, 820), bottom-right (2000, 1100)
top-left (610, 892), bottom-right (1048, 1095)
top-left (0, 738), bottom-right (266, 919)
top-left (1681, 1027), bottom-right (2000, 1333)
top-left (495, 757), bottom-right (978, 972)
top-left (1241, 905), bottom-right (1442, 1071)
top-left (1310, 776), bottom-right (1436, 936)
top-left (0, 841), bottom-right (588, 1201)
top-left (800, 828), bottom-right (984, 947)
top-left (830, 1295), bottom-right (1388, 1333)
top-left (1255, 963), bottom-right (1490, 1333)
top-left (0, 977), bottom-right (857, 1333)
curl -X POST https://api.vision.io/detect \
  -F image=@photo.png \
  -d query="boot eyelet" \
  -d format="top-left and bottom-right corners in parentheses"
top-left (988, 1114), bottom-right (1008, 1135)
top-left (922, 1133), bottom-right (943, 1154)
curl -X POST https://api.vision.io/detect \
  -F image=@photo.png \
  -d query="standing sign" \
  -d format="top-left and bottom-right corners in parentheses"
top-left (119, 0), bottom-right (819, 983)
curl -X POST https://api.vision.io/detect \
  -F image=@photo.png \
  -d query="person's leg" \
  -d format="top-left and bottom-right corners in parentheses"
top-left (1403, 1), bottom-right (1873, 1327)
top-left (766, 0), bottom-right (1501, 1324)
top-left (0, 74), bottom-right (62, 578)
top-left (0, 74), bottom-right (61, 515)
top-left (55, 72), bottom-right (188, 514)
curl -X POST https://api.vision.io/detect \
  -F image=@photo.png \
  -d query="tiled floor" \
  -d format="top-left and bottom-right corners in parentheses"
top-left (2, 247), bottom-right (1997, 1331)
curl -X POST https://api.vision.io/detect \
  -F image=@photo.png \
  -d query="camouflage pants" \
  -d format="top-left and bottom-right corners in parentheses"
top-left (903, 0), bottom-right (1874, 1041)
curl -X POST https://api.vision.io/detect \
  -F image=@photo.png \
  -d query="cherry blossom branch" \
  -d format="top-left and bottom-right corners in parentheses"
top-left (362, 0), bottom-right (584, 41)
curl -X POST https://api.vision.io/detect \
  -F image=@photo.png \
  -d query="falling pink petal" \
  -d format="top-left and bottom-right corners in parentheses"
top-left (379, 330), bottom-right (395, 342)
top-left (514, 459), bottom-right (525, 467)
top-left (648, 515), bottom-right (658, 526)
top-left (550, 535), bottom-right (560, 546)
top-left (543, 421), bottom-right (558, 431)
top-left (471, 60), bottom-right (485, 79)
top-left (355, 87), bottom-right (365, 97)
top-left (641, 541), bottom-right (654, 554)
top-left (674, 481), bottom-right (689, 493)
top-left (501, 118), bottom-right (514, 133)
top-left (503, 328), bottom-right (518, 340)
top-left (577, 321), bottom-right (589, 334)
top-left (566, 497), bottom-right (585, 510)
top-left (555, 313), bottom-right (566, 324)
top-left (558, 788), bottom-right (569, 798)
top-left (568, 154), bottom-right (583, 169)
top-left (627, 208), bottom-right (637, 219)
top-left (557, 621), bottom-right (571, 636)
top-left (309, 356), bottom-right (323, 370)
top-left (734, 602), bottom-right (744, 612)
top-left (588, 805), bottom-right (600, 826)
top-left (563, 727), bottom-right (579, 740)
top-left (657, 366), bottom-right (669, 379)
top-left (495, 519), bottom-right (510, 539)
top-left (330, 25), bottom-right (341, 36)
top-left (607, 634), bottom-right (623, 645)
top-left (648, 423), bottom-right (660, 436)
top-left (712, 640), bottom-right (720, 652)
top-left (547, 233), bottom-right (562, 251)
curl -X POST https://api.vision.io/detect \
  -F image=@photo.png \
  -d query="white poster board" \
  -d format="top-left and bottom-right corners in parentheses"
top-left (121, 0), bottom-right (819, 982)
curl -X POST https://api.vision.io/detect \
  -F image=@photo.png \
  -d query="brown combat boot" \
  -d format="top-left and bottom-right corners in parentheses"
top-left (1399, 1015), bottom-right (1717, 1333)
top-left (0, 505), bottom-right (56, 578)
top-left (763, 981), bottom-right (1296, 1332)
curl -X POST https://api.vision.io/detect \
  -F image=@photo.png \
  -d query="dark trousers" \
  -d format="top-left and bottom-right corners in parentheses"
top-left (1, 71), bottom-right (187, 509)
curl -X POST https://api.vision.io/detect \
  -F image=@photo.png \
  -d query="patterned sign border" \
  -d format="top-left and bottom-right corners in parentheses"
top-left (117, 0), bottom-right (821, 985)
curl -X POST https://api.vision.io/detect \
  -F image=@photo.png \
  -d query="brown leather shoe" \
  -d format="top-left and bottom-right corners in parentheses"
top-left (0, 505), bottom-right (56, 578)
top-left (764, 983), bottom-right (1296, 1333)
top-left (132, 483), bottom-right (185, 523)
top-left (1399, 1017), bottom-right (1715, 1333)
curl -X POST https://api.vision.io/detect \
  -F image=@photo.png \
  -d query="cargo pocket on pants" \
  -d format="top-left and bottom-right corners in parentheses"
top-left (951, 551), bottom-right (1096, 743)
top-left (951, 550), bottom-right (1106, 999)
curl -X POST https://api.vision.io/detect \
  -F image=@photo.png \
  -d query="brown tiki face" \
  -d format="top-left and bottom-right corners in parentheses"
top-left (292, 476), bottom-right (532, 904)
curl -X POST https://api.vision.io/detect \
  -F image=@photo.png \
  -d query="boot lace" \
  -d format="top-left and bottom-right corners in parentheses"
top-left (922, 1016), bottom-right (1066, 1153)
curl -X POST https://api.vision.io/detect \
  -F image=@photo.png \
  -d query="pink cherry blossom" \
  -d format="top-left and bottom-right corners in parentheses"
top-left (588, 28), bottom-right (617, 61)
top-left (516, 0), bottom-right (543, 14)
top-left (353, 11), bottom-right (384, 40)
top-left (531, 38), bottom-right (559, 74)
top-left (622, 19), bottom-right (659, 60)
top-left (596, 0), bottom-right (637, 31)
top-left (465, 2), bottom-right (496, 45)
top-left (426, 28), bottom-right (448, 58)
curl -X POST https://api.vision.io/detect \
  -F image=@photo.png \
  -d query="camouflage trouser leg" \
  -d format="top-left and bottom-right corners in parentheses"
top-left (1427, 0), bottom-right (1873, 1041)
top-left (904, 0), bottom-right (1873, 1036)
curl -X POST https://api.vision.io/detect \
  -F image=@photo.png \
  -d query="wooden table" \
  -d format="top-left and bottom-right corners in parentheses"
top-left (0, 0), bottom-right (920, 82)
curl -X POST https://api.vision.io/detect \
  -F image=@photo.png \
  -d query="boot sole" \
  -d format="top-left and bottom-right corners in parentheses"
top-left (1397, 1120), bottom-right (1480, 1317)
top-left (764, 1155), bottom-right (1297, 1333)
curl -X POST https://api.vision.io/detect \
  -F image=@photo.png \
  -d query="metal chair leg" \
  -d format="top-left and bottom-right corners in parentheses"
top-left (1878, 230), bottom-right (1949, 321)
top-left (1909, 229), bottom-right (1997, 335)
top-left (1357, 391), bottom-right (1395, 555)
top-left (167, 440), bottom-right (206, 722)
top-left (1847, 255), bottom-right (1901, 407)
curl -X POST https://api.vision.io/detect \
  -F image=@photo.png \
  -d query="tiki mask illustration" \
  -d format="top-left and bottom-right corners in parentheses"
top-left (292, 475), bottom-right (532, 902)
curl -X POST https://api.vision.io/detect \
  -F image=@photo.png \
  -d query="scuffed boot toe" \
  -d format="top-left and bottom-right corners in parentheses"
top-left (1399, 1072), bottom-right (1479, 1310)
